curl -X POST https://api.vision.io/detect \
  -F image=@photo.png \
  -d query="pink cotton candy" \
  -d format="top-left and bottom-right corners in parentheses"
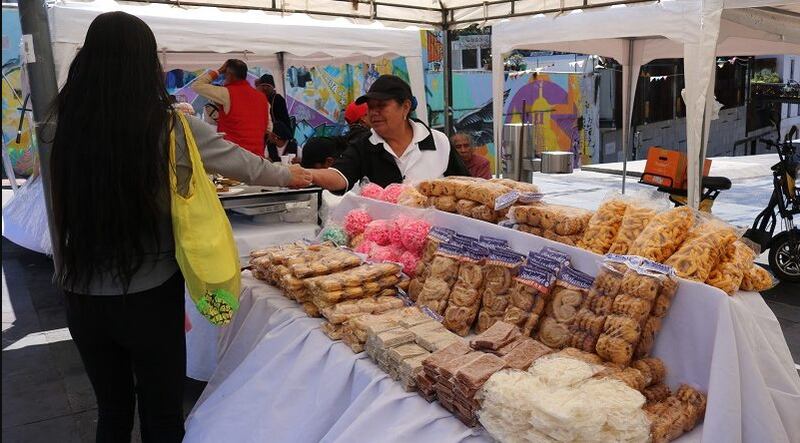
top-left (381, 183), bottom-right (407, 204)
top-left (343, 209), bottom-right (372, 236)
top-left (354, 240), bottom-right (376, 255)
top-left (370, 245), bottom-right (403, 263)
top-left (389, 220), bottom-right (404, 248)
top-left (361, 183), bottom-right (385, 200)
top-left (399, 251), bottom-right (420, 277)
top-left (364, 220), bottom-right (392, 246)
top-left (400, 219), bottom-right (431, 254)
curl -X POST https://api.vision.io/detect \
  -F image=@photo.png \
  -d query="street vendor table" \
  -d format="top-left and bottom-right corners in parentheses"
top-left (185, 217), bottom-right (318, 381)
top-left (184, 195), bottom-right (800, 442)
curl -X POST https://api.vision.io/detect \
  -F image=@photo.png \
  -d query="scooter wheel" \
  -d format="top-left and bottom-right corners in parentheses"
top-left (768, 230), bottom-right (800, 283)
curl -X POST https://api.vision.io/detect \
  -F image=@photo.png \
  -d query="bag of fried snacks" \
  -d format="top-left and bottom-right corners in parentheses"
top-left (664, 217), bottom-right (739, 282)
top-left (740, 263), bottom-right (778, 292)
top-left (705, 240), bottom-right (758, 294)
top-left (578, 195), bottom-right (629, 255)
top-left (628, 206), bottom-right (696, 263)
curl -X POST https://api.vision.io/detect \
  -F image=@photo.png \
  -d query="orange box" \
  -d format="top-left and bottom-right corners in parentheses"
top-left (641, 146), bottom-right (711, 190)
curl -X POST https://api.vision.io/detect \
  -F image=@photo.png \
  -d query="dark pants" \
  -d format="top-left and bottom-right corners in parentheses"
top-left (65, 272), bottom-right (186, 443)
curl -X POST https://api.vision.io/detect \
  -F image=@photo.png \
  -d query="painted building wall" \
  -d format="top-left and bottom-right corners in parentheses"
top-left (2, 7), bottom-right (35, 176)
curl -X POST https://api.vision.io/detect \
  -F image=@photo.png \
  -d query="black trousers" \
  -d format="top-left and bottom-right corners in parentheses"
top-left (65, 272), bottom-right (186, 443)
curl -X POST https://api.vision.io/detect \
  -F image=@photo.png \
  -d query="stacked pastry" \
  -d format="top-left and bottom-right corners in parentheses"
top-left (365, 315), bottom-right (462, 392)
top-left (506, 203), bottom-right (593, 247)
top-left (475, 249), bottom-right (527, 333)
top-left (644, 385), bottom-right (708, 443)
top-left (442, 244), bottom-right (488, 336)
top-left (470, 321), bottom-right (554, 370)
top-left (419, 342), bottom-right (507, 426)
top-left (593, 257), bottom-right (678, 365)
top-left (416, 243), bottom-right (462, 315)
top-left (280, 247), bottom-right (363, 316)
top-left (664, 218), bottom-right (738, 283)
top-left (577, 197), bottom-right (629, 254)
top-left (417, 177), bottom-right (539, 224)
top-left (306, 262), bottom-right (403, 312)
top-left (500, 265), bottom-right (556, 336)
top-left (535, 267), bottom-right (594, 349)
top-left (249, 242), bottom-right (330, 285)
top-left (569, 260), bottom-right (628, 353)
top-left (608, 201), bottom-right (660, 254)
top-left (408, 227), bottom-right (455, 301)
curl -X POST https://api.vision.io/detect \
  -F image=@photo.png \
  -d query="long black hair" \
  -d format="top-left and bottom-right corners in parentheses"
top-left (51, 11), bottom-right (173, 292)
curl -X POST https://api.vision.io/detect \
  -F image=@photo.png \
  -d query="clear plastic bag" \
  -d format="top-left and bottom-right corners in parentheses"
top-left (443, 245), bottom-right (489, 336)
top-left (628, 206), bottom-right (696, 263)
top-left (664, 217), bottom-right (739, 282)
top-left (578, 195), bottom-right (629, 254)
top-left (503, 265), bottom-right (557, 337)
top-left (705, 240), bottom-right (757, 294)
top-left (475, 249), bottom-right (526, 333)
top-left (607, 192), bottom-right (668, 255)
top-left (536, 267), bottom-right (593, 348)
top-left (417, 243), bottom-right (462, 315)
top-left (740, 263), bottom-right (778, 292)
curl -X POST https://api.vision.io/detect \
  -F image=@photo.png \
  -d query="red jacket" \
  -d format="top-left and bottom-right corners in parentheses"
top-left (217, 80), bottom-right (269, 157)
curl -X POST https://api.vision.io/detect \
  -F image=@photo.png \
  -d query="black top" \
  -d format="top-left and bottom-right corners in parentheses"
top-left (266, 139), bottom-right (298, 163)
top-left (331, 120), bottom-right (468, 191)
top-left (269, 93), bottom-right (292, 132)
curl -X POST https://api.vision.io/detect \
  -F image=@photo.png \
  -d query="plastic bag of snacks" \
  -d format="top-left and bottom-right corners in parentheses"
top-left (503, 265), bottom-right (557, 336)
top-left (509, 203), bottom-right (593, 236)
top-left (306, 262), bottom-right (402, 299)
top-left (628, 206), bottom-right (696, 263)
top-left (705, 240), bottom-right (757, 294)
top-left (536, 267), bottom-right (593, 348)
top-left (429, 196), bottom-right (458, 213)
top-left (443, 244), bottom-right (489, 336)
top-left (396, 186), bottom-right (429, 208)
top-left (456, 199), bottom-right (479, 217)
top-left (740, 263), bottom-right (778, 292)
top-left (288, 247), bottom-right (363, 279)
top-left (476, 249), bottom-right (527, 333)
top-left (607, 196), bottom-right (666, 255)
top-left (416, 242), bottom-right (462, 315)
top-left (578, 195), bottom-right (629, 254)
top-left (664, 217), bottom-right (739, 282)
top-left (408, 227), bottom-right (454, 301)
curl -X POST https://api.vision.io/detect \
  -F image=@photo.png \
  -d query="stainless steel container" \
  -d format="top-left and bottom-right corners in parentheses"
top-left (540, 151), bottom-right (574, 174)
top-left (500, 123), bottom-right (534, 180)
top-left (531, 158), bottom-right (542, 172)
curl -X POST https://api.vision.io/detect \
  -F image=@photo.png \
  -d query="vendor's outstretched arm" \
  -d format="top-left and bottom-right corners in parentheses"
top-left (311, 168), bottom-right (347, 192)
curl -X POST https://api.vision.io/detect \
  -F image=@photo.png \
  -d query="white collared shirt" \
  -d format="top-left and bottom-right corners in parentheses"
top-left (367, 120), bottom-right (451, 184)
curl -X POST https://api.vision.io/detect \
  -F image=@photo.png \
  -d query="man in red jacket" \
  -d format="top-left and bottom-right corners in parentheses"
top-left (192, 59), bottom-right (270, 157)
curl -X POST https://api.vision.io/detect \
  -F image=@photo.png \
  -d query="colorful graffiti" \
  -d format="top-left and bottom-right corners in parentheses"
top-left (2, 8), bottom-right (35, 177)
top-left (285, 58), bottom-right (409, 146)
top-left (504, 72), bottom-right (598, 167)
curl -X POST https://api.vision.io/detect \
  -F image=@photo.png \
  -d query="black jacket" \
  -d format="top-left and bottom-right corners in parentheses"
top-left (331, 120), bottom-right (468, 190)
top-left (266, 139), bottom-right (298, 163)
top-left (269, 93), bottom-right (292, 132)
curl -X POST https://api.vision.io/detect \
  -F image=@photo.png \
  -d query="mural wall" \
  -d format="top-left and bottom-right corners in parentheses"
top-left (2, 8), bottom-right (35, 177)
top-left (285, 58), bottom-right (409, 146)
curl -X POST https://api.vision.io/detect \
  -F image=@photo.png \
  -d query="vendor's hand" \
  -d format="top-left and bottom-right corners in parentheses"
top-left (287, 164), bottom-right (312, 188)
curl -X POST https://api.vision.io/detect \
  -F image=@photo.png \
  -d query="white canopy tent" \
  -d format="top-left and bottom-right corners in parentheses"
top-left (491, 0), bottom-right (800, 207)
top-left (47, 0), bottom-right (430, 122)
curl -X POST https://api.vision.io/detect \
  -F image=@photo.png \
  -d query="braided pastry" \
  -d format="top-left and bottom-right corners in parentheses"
top-left (596, 334), bottom-right (634, 365)
top-left (611, 294), bottom-right (653, 325)
top-left (546, 288), bottom-right (583, 323)
top-left (602, 314), bottom-right (642, 344)
top-left (573, 309), bottom-right (606, 336)
top-left (620, 271), bottom-right (660, 302)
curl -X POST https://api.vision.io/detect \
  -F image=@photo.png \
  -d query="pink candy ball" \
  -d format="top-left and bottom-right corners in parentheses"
top-left (370, 245), bottom-right (402, 263)
top-left (400, 219), bottom-right (431, 254)
top-left (361, 183), bottom-right (385, 200)
top-left (354, 240), bottom-right (376, 255)
top-left (381, 184), bottom-right (407, 204)
top-left (343, 209), bottom-right (372, 236)
top-left (399, 251), bottom-right (420, 277)
top-left (389, 221), bottom-right (404, 248)
top-left (364, 220), bottom-right (392, 246)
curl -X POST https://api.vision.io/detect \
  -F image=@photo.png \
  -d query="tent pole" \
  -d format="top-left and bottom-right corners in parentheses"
top-left (621, 38), bottom-right (634, 194)
top-left (442, 22), bottom-right (454, 136)
top-left (19, 0), bottom-right (60, 266)
top-left (277, 51), bottom-right (287, 98)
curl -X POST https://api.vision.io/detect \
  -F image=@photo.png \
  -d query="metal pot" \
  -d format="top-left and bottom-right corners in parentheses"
top-left (541, 152), bottom-right (574, 174)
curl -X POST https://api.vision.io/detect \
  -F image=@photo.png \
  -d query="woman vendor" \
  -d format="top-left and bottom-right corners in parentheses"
top-left (311, 75), bottom-right (468, 191)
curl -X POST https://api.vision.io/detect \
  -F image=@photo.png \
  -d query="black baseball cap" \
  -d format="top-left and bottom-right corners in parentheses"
top-left (355, 75), bottom-right (412, 105)
top-left (256, 74), bottom-right (275, 87)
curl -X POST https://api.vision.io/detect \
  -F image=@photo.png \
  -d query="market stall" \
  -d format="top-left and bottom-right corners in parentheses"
top-left (184, 191), bottom-right (800, 443)
top-left (490, 0), bottom-right (800, 207)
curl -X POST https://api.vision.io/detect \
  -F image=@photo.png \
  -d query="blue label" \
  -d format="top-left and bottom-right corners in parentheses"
top-left (517, 192), bottom-right (545, 204)
top-left (420, 305), bottom-right (444, 322)
top-left (498, 220), bottom-right (517, 229)
top-left (452, 233), bottom-right (479, 245)
top-left (527, 252), bottom-right (564, 274)
top-left (494, 190), bottom-right (520, 211)
top-left (429, 227), bottom-right (455, 242)
top-left (463, 244), bottom-right (489, 262)
top-left (396, 289), bottom-right (415, 307)
top-left (540, 247), bottom-right (571, 264)
top-left (487, 248), bottom-right (526, 265)
top-left (436, 242), bottom-right (463, 258)
top-left (558, 266), bottom-right (594, 289)
top-left (479, 235), bottom-right (509, 248)
top-left (516, 265), bottom-right (557, 292)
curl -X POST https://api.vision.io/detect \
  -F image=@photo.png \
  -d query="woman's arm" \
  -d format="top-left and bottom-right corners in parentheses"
top-left (311, 168), bottom-right (347, 191)
top-left (182, 115), bottom-right (310, 188)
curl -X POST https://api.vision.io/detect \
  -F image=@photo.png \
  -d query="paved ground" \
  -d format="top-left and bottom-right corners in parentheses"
top-left (2, 162), bottom-right (799, 441)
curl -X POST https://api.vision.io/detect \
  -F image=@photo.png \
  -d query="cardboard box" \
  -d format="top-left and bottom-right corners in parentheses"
top-left (641, 146), bottom-right (711, 190)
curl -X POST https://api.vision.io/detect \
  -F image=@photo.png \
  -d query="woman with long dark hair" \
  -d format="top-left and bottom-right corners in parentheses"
top-left (49, 11), bottom-right (311, 441)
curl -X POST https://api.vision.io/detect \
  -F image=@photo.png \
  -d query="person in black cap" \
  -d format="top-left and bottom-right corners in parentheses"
top-left (255, 73), bottom-right (292, 133)
top-left (310, 74), bottom-right (468, 192)
top-left (300, 137), bottom-right (340, 169)
top-left (266, 120), bottom-right (298, 163)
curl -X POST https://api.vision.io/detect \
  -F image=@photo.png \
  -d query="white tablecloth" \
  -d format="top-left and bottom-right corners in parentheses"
top-left (185, 218), bottom-right (318, 381)
top-left (185, 195), bottom-right (800, 442)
